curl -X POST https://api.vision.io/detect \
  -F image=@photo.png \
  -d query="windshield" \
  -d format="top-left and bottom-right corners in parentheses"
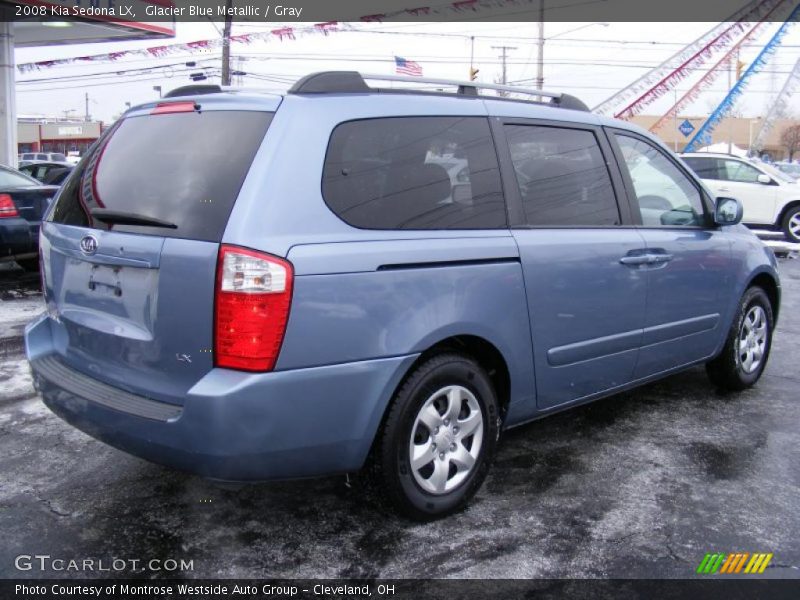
top-left (758, 161), bottom-right (796, 184)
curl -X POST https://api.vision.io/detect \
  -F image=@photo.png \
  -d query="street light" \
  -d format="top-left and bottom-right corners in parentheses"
top-left (153, 86), bottom-right (162, 98)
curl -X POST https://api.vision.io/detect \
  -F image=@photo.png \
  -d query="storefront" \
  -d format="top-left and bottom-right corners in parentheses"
top-left (18, 120), bottom-right (103, 155)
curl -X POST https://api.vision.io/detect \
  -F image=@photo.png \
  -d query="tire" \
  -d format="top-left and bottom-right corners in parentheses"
top-left (706, 286), bottom-right (774, 391)
top-left (372, 353), bottom-right (499, 520)
top-left (15, 258), bottom-right (39, 272)
top-left (782, 205), bottom-right (800, 243)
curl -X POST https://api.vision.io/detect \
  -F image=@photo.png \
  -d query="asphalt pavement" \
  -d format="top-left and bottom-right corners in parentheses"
top-left (0, 258), bottom-right (798, 579)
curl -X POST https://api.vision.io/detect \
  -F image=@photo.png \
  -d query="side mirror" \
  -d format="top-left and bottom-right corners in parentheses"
top-left (715, 197), bottom-right (743, 225)
top-left (757, 173), bottom-right (772, 185)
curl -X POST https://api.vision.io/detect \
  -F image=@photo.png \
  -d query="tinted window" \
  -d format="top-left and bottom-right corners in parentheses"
top-left (505, 125), bottom-right (618, 226)
top-left (20, 164), bottom-right (47, 181)
top-left (616, 135), bottom-right (705, 227)
top-left (322, 117), bottom-right (506, 230)
top-left (683, 156), bottom-right (721, 180)
top-left (50, 153), bottom-right (67, 162)
top-left (49, 111), bottom-right (272, 241)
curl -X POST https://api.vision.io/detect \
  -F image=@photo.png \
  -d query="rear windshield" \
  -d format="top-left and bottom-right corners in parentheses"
top-left (48, 110), bottom-right (273, 241)
top-left (50, 153), bottom-right (67, 162)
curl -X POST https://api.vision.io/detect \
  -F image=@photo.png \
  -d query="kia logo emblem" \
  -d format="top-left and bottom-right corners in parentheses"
top-left (79, 235), bottom-right (98, 256)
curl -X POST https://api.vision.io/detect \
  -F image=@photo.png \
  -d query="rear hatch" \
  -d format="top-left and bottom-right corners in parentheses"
top-left (41, 101), bottom-right (275, 405)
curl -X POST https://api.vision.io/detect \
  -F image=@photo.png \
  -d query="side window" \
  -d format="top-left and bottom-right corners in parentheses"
top-left (720, 159), bottom-right (763, 183)
top-left (322, 117), bottom-right (506, 230)
top-left (504, 125), bottom-right (619, 226)
top-left (683, 157), bottom-right (721, 180)
top-left (615, 134), bottom-right (705, 227)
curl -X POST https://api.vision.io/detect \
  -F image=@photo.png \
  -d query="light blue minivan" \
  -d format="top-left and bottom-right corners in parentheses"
top-left (26, 72), bottom-right (780, 519)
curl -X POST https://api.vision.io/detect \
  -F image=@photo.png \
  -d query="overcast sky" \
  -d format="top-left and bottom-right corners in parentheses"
top-left (14, 20), bottom-right (800, 123)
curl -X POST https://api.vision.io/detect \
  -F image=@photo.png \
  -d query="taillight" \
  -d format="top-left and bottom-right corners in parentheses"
top-left (0, 194), bottom-right (19, 218)
top-left (214, 245), bottom-right (293, 372)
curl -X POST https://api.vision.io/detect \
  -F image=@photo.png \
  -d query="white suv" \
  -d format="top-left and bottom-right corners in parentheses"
top-left (682, 152), bottom-right (800, 242)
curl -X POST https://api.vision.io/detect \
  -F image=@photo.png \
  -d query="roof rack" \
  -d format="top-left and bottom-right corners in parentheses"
top-left (288, 71), bottom-right (589, 112)
top-left (163, 84), bottom-right (222, 98)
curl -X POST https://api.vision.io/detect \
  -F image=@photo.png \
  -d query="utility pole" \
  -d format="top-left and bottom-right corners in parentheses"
top-left (492, 45), bottom-right (517, 87)
top-left (221, 0), bottom-right (233, 86)
top-left (84, 92), bottom-right (89, 121)
top-left (536, 0), bottom-right (545, 91)
top-left (469, 36), bottom-right (474, 73)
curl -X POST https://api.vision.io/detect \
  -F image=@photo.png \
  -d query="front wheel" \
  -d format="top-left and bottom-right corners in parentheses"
top-left (782, 205), bottom-right (800, 243)
top-left (373, 353), bottom-right (499, 520)
top-left (706, 287), bottom-right (774, 391)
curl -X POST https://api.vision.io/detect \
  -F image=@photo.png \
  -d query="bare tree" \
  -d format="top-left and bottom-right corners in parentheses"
top-left (781, 124), bottom-right (800, 161)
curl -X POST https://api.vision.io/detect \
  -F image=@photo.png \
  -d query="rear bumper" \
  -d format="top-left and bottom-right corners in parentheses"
top-left (0, 219), bottom-right (39, 260)
top-left (25, 315), bottom-right (417, 481)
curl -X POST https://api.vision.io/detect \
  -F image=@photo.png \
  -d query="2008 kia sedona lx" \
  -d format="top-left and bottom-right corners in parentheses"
top-left (26, 72), bottom-right (780, 519)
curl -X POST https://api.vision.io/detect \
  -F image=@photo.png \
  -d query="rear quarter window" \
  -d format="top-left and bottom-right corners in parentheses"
top-left (322, 116), bottom-right (506, 230)
top-left (48, 110), bottom-right (273, 241)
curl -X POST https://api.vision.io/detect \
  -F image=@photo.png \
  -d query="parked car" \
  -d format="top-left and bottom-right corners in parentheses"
top-left (682, 152), bottom-right (800, 242)
top-left (774, 161), bottom-right (800, 180)
top-left (27, 72), bottom-right (780, 519)
top-left (0, 164), bottom-right (58, 270)
top-left (19, 162), bottom-right (74, 185)
top-left (19, 152), bottom-right (69, 164)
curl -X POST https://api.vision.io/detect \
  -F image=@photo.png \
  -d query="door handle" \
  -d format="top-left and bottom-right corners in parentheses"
top-left (718, 187), bottom-right (730, 192)
top-left (648, 253), bottom-right (673, 264)
top-left (619, 255), bottom-right (651, 266)
top-left (620, 253), bottom-right (674, 266)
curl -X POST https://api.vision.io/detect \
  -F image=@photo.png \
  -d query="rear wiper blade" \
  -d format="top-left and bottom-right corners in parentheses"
top-left (90, 208), bottom-right (177, 229)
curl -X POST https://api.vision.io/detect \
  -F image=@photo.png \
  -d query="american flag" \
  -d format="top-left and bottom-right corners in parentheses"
top-left (395, 56), bottom-right (423, 77)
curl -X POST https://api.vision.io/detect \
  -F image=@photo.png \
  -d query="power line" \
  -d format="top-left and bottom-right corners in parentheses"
top-left (17, 58), bottom-right (220, 84)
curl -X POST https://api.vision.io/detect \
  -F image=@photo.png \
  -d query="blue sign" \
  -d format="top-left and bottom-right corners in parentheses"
top-left (679, 119), bottom-right (695, 137)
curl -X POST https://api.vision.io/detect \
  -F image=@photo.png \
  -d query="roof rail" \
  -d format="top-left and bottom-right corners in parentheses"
top-left (164, 84), bottom-right (222, 98)
top-left (288, 71), bottom-right (589, 112)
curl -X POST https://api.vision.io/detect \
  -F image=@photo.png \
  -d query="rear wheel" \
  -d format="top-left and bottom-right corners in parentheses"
top-left (782, 205), bottom-right (800, 243)
top-left (373, 353), bottom-right (499, 520)
top-left (706, 287), bottom-right (773, 391)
